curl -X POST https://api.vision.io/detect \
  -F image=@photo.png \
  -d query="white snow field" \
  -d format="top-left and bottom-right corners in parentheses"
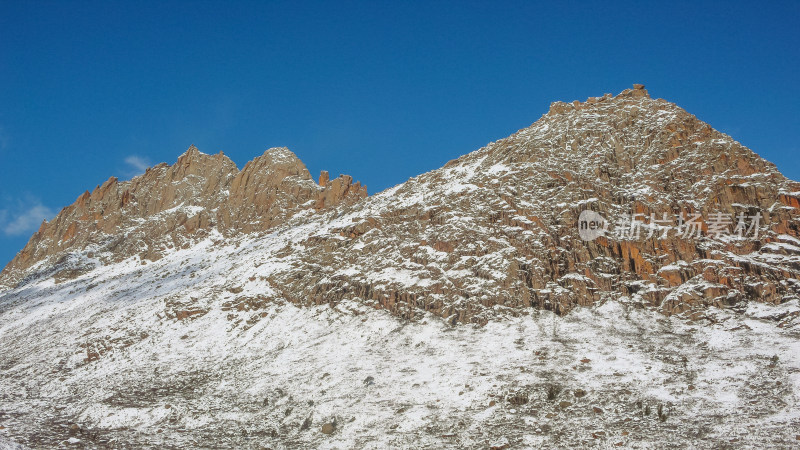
top-left (1, 230), bottom-right (799, 448)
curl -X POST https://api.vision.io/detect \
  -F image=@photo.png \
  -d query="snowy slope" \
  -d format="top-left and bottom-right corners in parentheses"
top-left (1, 229), bottom-right (800, 448)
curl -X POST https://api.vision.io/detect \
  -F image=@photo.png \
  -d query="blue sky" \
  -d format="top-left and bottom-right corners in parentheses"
top-left (1, 0), bottom-right (798, 267)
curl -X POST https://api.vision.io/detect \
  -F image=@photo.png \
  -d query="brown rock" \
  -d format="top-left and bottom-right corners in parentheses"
top-left (321, 423), bottom-right (335, 434)
top-left (220, 147), bottom-right (318, 233)
top-left (315, 174), bottom-right (368, 210)
top-left (0, 146), bottom-right (369, 287)
top-left (779, 194), bottom-right (800, 209)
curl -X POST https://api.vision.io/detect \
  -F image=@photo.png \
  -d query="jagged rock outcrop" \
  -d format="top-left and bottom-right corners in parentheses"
top-left (315, 174), bottom-right (368, 210)
top-left (0, 146), bottom-right (366, 285)
top-left (218, 147), bottom-right (319, 233)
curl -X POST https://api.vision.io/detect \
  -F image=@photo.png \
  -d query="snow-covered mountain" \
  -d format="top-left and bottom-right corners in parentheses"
top-left (1, 85), bottom-right (799, 448)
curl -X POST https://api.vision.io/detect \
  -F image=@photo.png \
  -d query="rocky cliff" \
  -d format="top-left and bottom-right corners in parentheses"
top-left (0, 146), bottom-right (367, 286)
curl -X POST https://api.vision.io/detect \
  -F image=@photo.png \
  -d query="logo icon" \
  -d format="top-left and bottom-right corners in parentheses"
top-left (578, 210), bottom-right (607, 241)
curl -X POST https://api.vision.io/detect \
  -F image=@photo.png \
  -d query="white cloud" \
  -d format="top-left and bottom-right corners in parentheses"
top-left (0, 199), bottom-right (56, 237)
top-left (124, 155), bottom-right (151, 177)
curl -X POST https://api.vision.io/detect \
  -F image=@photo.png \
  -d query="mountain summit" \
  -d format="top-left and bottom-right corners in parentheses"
top-left (1, 86), bottom-right (799, 447)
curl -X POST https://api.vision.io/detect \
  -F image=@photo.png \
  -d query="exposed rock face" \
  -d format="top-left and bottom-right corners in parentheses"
top-left (1, 85), bottom-right (799, 324)
top-left (219, 147), bottom-right (319, 233)
top-left (0, 146), bottom-right (367, 284)
top-left (315, 174), bottom-right (368, 210)
top-left (234, 85), bottom-right (797, 324)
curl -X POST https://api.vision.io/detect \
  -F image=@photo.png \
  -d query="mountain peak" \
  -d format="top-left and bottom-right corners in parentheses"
top-left (264, 145), bottom-right (300, 158)
top-left (177, 144), bottom-right (202, 160)
top-left (547, 84), bottom-right (652, 116)
top-left (242, 147), bottom-right (312, 180)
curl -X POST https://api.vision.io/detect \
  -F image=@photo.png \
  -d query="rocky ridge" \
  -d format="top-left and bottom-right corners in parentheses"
top-left (0, 146), bottom-right (366, 286)
top-left (2, 85), bottom-right (799, 326)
